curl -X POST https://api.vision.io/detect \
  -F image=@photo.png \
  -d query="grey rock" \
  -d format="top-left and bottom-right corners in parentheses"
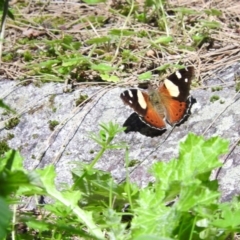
top-left (0, 63), bottom-right (240, 202)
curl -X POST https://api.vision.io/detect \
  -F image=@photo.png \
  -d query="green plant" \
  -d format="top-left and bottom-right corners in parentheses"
top-left (211, 86), bottom-right (223, 92)
top-left (87, 122), bottom-right (126, 169)
top-left (210, 95), bottom-right (220, 103)
top-left (0, 140), bottom-right (10, 156)
top-left (235, 82), bottom-right (240, 92)
top-left (0, 99), bottom-right (16, 113)
top-left (48, 120), bottom-right (59, 131)
top-left (75, 94), bottom-right (88, 106)
top-left (5, 117), bottom-right (20, 129)
top-left (2, 120), bottom-right (240, 239)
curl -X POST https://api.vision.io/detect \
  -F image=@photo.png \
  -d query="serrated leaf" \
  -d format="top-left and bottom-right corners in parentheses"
top-left (37, 165), bottom-right (104, 239)
top-left (132, 189), bottom-right (178, 237)
top-left (138, 71), bottom-right (152, 81)
top-left (213, 203), bottom-right (240, 229)
top-left (151, 133), bottom-right (228, 192)
top-left (178, 182), bottom-right (220, 211)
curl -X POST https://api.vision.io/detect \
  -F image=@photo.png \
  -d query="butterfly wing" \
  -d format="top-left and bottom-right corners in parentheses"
top-left (120, 89), bottom-right (166, 129)
top-left (159, 67), bottom-right (194, 125)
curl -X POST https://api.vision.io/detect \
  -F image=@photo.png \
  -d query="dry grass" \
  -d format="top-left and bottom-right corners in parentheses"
top-left (0, 0), bottom-right (240, 86)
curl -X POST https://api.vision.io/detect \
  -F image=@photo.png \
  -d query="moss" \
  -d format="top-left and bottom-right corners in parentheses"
top-left (5, 117), bottom-right (20, 130)
top-left (32, 134), bottom-right (39, 139)
top-left (2, 52), bottom-right (14, 62)
top-left (0, 140), bottom-right (10, 156)
top-left (49, 95), bottom-right (57, 112)
top-left (210, 95), bottom-right (220, 103)
top-left (48, 120), bottom-right (59, 131)
top-left (211, 86), bottom-right (223, 92)
top-left (49, 94), bottom-right (56, 105)
top-left (127, 159), bottom-right (140, 167)
top-left (235, 82), bottom-right (240, 92)
top-left (7, 133), bottom-right (15, 140)
top-left (52, 107), bottom-right (57, 113)
top-left (76, 94), bottom-right (88, 107)
top-left (2, 112), bottom-right (9, 116)
top-left (23, 50), bottom-right (33, 61)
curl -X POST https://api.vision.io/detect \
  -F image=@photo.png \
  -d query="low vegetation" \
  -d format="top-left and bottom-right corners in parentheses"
top-left (1, 0), bottom-right (240, 239)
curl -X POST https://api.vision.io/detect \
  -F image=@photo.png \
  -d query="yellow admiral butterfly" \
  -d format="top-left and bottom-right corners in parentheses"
top-left (120, 67), bottom-right (195, 130)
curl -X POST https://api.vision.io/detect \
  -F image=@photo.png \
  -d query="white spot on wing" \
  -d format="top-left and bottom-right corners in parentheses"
top-left (128, 90), bottom-right (133, 98)
top-left (129, 100), bottom-right (133, 104)
top-left (137, 90), bottom-right (147, 109)
top-left (176, 71), bottom-right (182, 79)
top-left (164, 79), bottom-right (180, 97)
top-left (185, 78), bottom-right (188, 82)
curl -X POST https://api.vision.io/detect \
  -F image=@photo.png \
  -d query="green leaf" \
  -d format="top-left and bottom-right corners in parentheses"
top-left (62, 58), bottom-right (82, 67)
top-left (37, 165), bottom-right (104, 239)
top-left (177, 181), bottom-right (220, 211)
top-left (82, 0), bottom-right (106, 3)
top-left (27, 220), bottom-right (49, 231)
top-left (199, 20), bottom-right (221, 29)
top-left (3, 150), bottom-right (23, 171)
top-left (91, 63), bottom-right (116, 73)
top-left (135, 236), bottom-right (173, 240)
top-left (132, 188), bottom-right (178, 237)
top-left (138, 71), bottom-right (152, 81)
top-left (7, 10), bottom-right (14, 20)
top-left (204, 9), bottom-right (222, 16)
top-left (109, 29), bottom-right (135, 36)
top-left (0, 99), bottom-right (16, 113)
top-left (178, 45), bottom-right (196, 51)
top-left (151, 133), bottom-right (228, 204)
top-left (38, 59), bottom-right (60, 68)
top-left (155, 64), bottom-right (171, 71)
top-left (152, 36), bottom-right (173, 45)
top-left (86, 36), bottom-right (110, 45)
top-left (172, 7), bottom-right (198, 15)
top-left (213, 203), bottom-right (240, 230)
top-left (152, 134), bottom-right (228, 186)
top-left (100, 74), bottom-right (120, 82)
top-left (0, 197), bottom-right (11, 239)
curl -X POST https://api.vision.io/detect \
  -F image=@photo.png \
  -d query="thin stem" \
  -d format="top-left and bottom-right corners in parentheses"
top-left (89, 147), bottom-right (106, 169)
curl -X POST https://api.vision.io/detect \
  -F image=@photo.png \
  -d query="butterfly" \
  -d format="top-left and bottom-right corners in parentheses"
top-left (120, 67), bottom-right (195, 130)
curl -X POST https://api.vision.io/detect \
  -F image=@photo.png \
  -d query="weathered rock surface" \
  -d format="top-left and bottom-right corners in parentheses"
top-left (0, 63), bottom-right (240, 202)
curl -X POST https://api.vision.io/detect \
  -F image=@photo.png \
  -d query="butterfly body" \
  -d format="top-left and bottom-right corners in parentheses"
top-left (120, 67), bottom-right (194, 130)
